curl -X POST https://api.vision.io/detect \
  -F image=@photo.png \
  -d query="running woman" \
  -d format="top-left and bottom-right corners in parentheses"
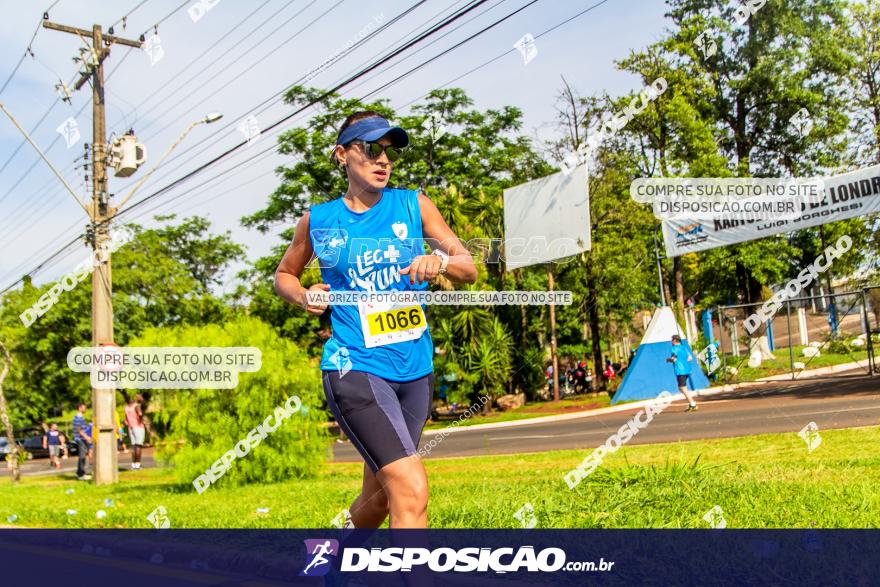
top-left (667, 334), bottom-right (698, 411)
top-left (274, 111), bottom-right (476, 529)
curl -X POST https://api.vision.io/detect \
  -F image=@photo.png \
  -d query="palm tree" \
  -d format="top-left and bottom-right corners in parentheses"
top-left (464, 188), bottom-right (504, 241)
top-left (429, 185), bottom-right (470, 236)
top-left (465, 317), bottom-right (513, 411)
top-left (452, 307), bottom-right (492, 346)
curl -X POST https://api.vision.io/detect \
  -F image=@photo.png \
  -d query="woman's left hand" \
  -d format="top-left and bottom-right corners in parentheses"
top-left (399, 254), bottom-right (442, 284)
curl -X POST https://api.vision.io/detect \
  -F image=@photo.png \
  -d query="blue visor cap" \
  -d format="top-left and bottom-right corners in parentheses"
top-left (336, 117), bottom-right (409, 148)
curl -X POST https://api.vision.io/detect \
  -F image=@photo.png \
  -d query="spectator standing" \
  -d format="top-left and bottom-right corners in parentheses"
top-left (42, 423), bottom-right (65, 470)
top-left (124, 394), bottom-right (146, 470)
top-left (71, 403), bottom-right (91, 481)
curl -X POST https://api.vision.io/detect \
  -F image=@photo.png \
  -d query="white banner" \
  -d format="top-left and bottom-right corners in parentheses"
top-left (503, 164), bottom-right (590, 269)
top-left (661, 165), bottom-right (880, 256)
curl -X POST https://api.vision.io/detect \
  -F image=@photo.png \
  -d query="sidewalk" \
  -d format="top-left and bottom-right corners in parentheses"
top-left (0, 447), bottom-right (156, 478)
top-left (422, 360), bottom-right (872, 436)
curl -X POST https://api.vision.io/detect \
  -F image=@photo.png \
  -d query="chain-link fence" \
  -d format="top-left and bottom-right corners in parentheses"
top-left (712, 287), bottom-right (878, 385)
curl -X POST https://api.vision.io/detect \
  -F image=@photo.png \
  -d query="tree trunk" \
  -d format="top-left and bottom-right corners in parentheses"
top-left (674, 256), bottom-right (685, 322)
top-left (515, 269), bottom-right (527, 347)
top-left (585, 255), bottom-right (604, 391)
top-left (0, 339), bottom-right (20, 483)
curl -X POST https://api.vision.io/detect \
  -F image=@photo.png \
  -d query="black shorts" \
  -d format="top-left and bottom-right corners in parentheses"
top-left (323, 370), bottom-right (434, 473)
top-left (676, 374), bottom-right (690, 387)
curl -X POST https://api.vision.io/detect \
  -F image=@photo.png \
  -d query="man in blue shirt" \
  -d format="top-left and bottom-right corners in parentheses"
top-left (42, 423), bottom-right (65, 470)
top-left (666, 335), bottom-right (698, 412)
top-left (71, 403), bottom-right (91, 480)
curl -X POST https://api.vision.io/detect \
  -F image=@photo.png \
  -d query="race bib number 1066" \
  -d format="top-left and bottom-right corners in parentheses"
top-left (358, 300), bottom-right (427, 348)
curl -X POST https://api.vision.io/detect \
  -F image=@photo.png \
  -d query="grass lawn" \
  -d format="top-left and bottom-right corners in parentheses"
top-left (723, 346), bottom-right (869, 382)
top-left (424, 394), bottom-right (611, 430)
top-left (2, 425), bottom-right (878, 529)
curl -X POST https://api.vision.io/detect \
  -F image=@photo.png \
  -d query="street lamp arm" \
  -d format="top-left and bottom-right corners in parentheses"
top-left (0, 102), bottom-right (91, 217)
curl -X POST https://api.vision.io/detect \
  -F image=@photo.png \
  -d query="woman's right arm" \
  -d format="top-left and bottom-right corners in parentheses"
top-left (274, 212), bottom-right (330, 315)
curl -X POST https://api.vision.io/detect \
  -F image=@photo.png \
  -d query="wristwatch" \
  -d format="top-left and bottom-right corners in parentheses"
top-left (432, 249), bottom-right (449, 274)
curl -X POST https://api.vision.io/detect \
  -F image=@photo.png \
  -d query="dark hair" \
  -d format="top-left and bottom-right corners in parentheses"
top-left (331, 110), bottom-right (384, 166)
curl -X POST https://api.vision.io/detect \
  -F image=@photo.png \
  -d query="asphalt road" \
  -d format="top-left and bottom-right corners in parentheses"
top-left (332, 371), bottom-right (880, 462)
top-left (7, 372), bottom-right (877, 477)
top-left (0, 448), bottom-right (156, 478)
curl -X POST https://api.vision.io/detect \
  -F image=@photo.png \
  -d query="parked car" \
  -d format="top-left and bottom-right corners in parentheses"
top-left (20, 435), bottom-right (49, 459)
top-left (0, 437), bottom-right (24, 457)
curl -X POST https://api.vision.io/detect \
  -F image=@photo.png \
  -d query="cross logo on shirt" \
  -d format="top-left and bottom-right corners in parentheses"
top-left (384, 244), bottom-right (400, 262)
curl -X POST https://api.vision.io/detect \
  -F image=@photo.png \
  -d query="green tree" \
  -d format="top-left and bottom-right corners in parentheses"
top-left (0, 216), bottom-right (245, 426)
top-left (659, 0), bottom-right (853, 358)
top-left (0, 338), bottom-right (20, 482)
top-left (545, 83), bottom-right (657, 389)
top-left (140, 316), bottom-right (328, 487)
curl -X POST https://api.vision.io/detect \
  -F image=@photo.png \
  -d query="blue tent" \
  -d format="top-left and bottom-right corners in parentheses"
top-left (611, 306), bottom-right (710, 404)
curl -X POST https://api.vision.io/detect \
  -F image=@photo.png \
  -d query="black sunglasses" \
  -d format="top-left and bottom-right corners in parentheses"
top-left (349, 140), bottom-right (403, 162)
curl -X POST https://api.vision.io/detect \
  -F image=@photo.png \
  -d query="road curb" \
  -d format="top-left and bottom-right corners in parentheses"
top-left (425, 360), bottom-right (871, 436)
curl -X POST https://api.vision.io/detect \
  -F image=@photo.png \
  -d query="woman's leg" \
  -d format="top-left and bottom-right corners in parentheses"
top-left (322, 370), bottom-right (433, 528)
top-left (376, 372), bottom-right (433, 528)
top-left (377, 455), bottom-right (429, 528)
top-left (349, 463), bottom-right (389, 528)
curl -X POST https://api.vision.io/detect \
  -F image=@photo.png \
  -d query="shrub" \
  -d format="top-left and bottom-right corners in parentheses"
top-left (132, 316), bottom-right (328, 487)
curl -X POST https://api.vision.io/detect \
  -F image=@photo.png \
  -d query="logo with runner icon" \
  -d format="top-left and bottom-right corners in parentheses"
top-left (300, 538), bottom-right (339, 576)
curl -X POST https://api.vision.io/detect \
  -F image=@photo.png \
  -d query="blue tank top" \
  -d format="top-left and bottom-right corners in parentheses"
top-left (309, 187), bottom-right (433, 381)
top-left (47, 429), bottom-right (62, 446)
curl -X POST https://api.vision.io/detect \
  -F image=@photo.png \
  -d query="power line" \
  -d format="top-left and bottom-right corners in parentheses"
top-left (106, 0), bottom-right (433, 205)
top-left (3, 0), bottom-right (551, 291)
top-left (107, 0), bottom-right (152, 32)
top-left (0, 0), bottom-right (454, 293)
top-left (116, 0), bottom-right (490, 222)
top-left (2, 0), bottom-right (297, 230)
top-left (122, 0), bottom-right (616, 231)
top-left (344, 0), bottom-right (507, 99)
top-left (0, 1), bottom-right (344, 284)
top-left (52, 0), bottom-right (490, 247)
top-left (114, 0), bottom-right (294, 132)
top-left (121, 0), bottom-right (469, 221)
top-left (361, 0), bottom-right (539, 101)
top-left (0, 2), bottom-right (185, 194)
top-left (135, 0), bottom-right (191, 37)
top-left (99, 0), bottom-right (526, 227)
top-left (112, 0), bottom-right (495, 222)
top-left (0, 0), bottom-right (63, 96)
top-left (0, 161), bottom-right (85, 249)
top-left (399, 0), bottom-right (613, 109)
top-left (0, 233), bottom-right (83, 295)
top-left (134, 0), bottom-right (339, 138)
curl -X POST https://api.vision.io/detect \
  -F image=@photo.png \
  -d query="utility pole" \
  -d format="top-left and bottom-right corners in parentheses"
top-left (0, 17), bottom-right (220, 487)
top-left (43, 20), bottom-right (141, 486)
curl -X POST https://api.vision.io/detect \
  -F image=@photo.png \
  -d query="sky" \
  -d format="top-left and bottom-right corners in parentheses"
top-left (0, 0), bottom-right (670, 293)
